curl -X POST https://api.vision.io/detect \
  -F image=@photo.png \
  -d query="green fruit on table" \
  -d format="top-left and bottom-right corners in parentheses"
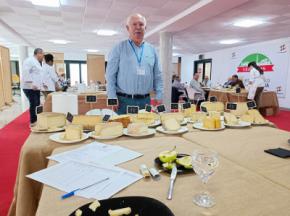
top-left (176, 156), bottom-right (192, 169)
top-left (159, 147), bottom-right (178, 163)
top-left (162, 162), bottom-right (176, 170)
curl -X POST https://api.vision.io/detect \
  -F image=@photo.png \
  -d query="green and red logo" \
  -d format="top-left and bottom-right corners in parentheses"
top-left (237, 53), bottom-right (274, 72)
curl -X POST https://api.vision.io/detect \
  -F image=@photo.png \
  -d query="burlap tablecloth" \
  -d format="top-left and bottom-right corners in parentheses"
top-left (35, 136), bottom-right (290, 216)
top-left (43, 92), bottom-right (108, 114)
top-left (8, 131), bottom-right (167, 216)
top-left (182, 126), bottom-right (290, 189)
top-left (208, 90), bottom-right (279, 115)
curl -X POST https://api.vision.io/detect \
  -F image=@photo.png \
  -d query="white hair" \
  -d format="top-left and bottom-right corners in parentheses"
top-left (126, 13), bottom-right (147, 26)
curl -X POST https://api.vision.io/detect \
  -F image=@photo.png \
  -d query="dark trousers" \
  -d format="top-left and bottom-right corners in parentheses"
top-left (117, 96), bottom-right (151, 115)
top-left (23, 89), bottom-right (40, 124)
top-left (254, 87), bottom-right (264, 108)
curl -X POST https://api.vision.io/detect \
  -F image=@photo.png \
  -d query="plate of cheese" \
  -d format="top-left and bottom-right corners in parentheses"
top-left (123, 123), bottom-right (156, 138)
top-left (49, 124), bottom-right (89, 144)
top-left (224, 112), bottom-right (251, 128)
top-left (130, 113), bottom-right (161, 128)
top-left (193, 116), bottom-right (225, 131)
top-left (31, 112), bottom-right (66, 133)
top-left (158, 116), bottom-right (188, 134)
top-left (240, 109), bottom-right (269, 126)
top-left (90, 122), bottom-right (123, 140)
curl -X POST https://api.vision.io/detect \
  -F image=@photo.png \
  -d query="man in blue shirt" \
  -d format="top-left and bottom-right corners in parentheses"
top-left (106, 13), bottom-right (163, 114)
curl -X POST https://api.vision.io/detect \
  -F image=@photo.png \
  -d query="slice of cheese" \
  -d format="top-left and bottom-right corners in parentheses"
top-left (224, 112), bottom-right (239, 125)
top-left (190, 112), bottom-right (207, 122)
top-left (229, 102), bottom-right (249, 116)
top-left (203, 117), bottom-right (215, 129)
top-left (214, 117), bottom-right (222, 129)
top-left (94, 122), bottom-right (123, 137)
top-left (201, 102), bottom-right (224, 112)
top-left (160, 113), bottom-right (184, 124)
top-left (131, 113), bottom-right (159, 125)
top-left (240, 114), bottom-right (254, 123)
top-left (37, 112), bottom-right (66, 129)
top-left (72, 115), bottom-right (102, 130)
top-left (247, 109), bottom-right (267, 124)
top-left (208, 111), bottom-right (221, 119)
top-left (127, 123), bottom-right (148, 135)
top-left (182, 105), bottom-right (197, 117)
top-left (109, 115), bottom-right (131, 128)
top-left (64, 124), bottom-right (83, 140)
top-left (163, 118), bottom-right (181, 131)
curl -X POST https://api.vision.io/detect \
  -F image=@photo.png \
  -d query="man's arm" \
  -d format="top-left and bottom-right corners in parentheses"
top-left (105, 44), bottom-right (120, 99)
top-left (153, 49), bottom-right (163, 101)
top-left (22, 59), bottom-right (33, 83)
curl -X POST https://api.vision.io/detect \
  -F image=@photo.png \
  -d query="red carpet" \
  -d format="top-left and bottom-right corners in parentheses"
top-left (0, 111), bottom-right (30, 216)
top-left (265, 110), bottom-right (290, 131)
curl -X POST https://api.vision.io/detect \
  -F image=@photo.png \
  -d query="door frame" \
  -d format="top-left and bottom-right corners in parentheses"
top-left (64, 60), bottom-right (86, 83)
top-left (194, 59), bottom-right (212, 80)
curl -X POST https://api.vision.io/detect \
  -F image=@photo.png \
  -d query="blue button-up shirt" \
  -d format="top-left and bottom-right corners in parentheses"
top-left (106, 39), bottom-right (163, 100)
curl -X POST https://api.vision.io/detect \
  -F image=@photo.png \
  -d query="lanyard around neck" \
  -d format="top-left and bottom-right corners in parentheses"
top-left (129, 40), bottom-right (144, 66)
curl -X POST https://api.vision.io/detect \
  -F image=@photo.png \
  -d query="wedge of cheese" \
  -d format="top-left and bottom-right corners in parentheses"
top-left (229, 102), bottom-right (249, 116)
top-left (64, 124), bottom-right (83, 140)
top-left (200, 102), bottom-right (224, 112)
top-left (37, 112), bottom-right (66, 129)
top-left (131, 112), bottom-right (159, 125)
top-left (109, 115), bottom-right (131, 128)
top-left (127, 123), bottom-right (148, 135)
top-left (190, 112), bottom-right (207, 122)
top-left (247, 109), bottom-right (267, 124)
top-left (240, 114), bottom-right (254, 123)
top-left (160, 113), bottom-right (184, 124)
top-left (224, 112), bottom-right (239, 125)
top-left (163, 118), bottom-right (181, 131)
top-left (72, 115), bottom-right (102, 130)
top-left (203, 117), bottom-right (215, 129)
top-left (94, 122), bottom-right (123, 137)
top-left (208, 111), bottom-right (221, 119)
top-left (182, 105), bottom-right (197, 117)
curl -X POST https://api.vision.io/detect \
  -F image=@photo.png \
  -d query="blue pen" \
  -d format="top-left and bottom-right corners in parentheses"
top-left (61, 177), bottom-right (109, 200)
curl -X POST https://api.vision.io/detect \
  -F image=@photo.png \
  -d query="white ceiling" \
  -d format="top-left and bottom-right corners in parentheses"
top-left (0, 0), bottom-right (290, 58)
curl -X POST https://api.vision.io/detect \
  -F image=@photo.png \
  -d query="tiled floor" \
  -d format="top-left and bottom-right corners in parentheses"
top-left (0, 91), bottom-right (29, 129)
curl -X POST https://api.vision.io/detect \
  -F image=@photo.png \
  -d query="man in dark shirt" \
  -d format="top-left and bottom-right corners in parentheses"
top-left (230, 74), bottom-right (245, 89)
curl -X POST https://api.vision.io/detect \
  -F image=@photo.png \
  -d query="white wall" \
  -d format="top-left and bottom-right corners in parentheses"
top-left (181, 38), bottom-right (290, 109)
top-left (180, 54), bottom-right (198, 84)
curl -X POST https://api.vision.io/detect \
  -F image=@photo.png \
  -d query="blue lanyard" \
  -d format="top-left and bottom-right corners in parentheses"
top-left (129, 40), bottom-right (144, 66)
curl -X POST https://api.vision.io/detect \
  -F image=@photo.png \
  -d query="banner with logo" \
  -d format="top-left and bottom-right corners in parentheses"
top-left (230, 42), bottom-right (289, 98)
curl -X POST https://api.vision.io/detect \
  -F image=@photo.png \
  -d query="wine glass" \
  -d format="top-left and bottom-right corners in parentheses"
top-left (192, 149), bottom-right (219, 208)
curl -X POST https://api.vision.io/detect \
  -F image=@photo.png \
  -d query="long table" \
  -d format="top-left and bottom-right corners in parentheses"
top-left (9, 124), bottom-right (290, 216)
top-left (35, 132), bottom-right (290, 216)
top-left (208, 89), bottom-right (279, 115)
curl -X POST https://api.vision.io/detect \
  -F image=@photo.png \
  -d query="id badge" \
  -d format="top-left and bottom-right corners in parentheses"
top-left (136, 66), bottom-right (145, 76)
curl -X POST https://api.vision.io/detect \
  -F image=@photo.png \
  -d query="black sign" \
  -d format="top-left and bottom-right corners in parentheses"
top-left (127, 106), bottom-right (139, 114)
top-left (66, 112), bottom-right (74, 123)
top-left (247, 100), bottom-right (256, 109)
top-left (209, 96), bottom-right (217, 102)
top-left (201, 106), bottom-right (207, 112)
top-left (171, 103), bottom-right (179, 110)
top-left (182, 102), bottom-right (191, 109)
top-left (235, 87), bottom-right (241, 94)
top-left (36, 105), bottom-right (43, 114)
top-left (107, 98), bottom-right (118, 106)
top-left (226, 103), bottom-right (237, 110)
top-left (103, 115), bottom-right (110, 122)
top-left (156, 104), bottom-right (166, 113)
top-left (85, 95), bottom-right (97, 103)
top-left (145, 104), bottom-right (152, 112)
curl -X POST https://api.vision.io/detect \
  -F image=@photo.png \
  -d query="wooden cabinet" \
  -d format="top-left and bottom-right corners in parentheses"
top-left (0, 45), bottom-right (12, 108)
top-left (87, 54), bottom-right (105, 84)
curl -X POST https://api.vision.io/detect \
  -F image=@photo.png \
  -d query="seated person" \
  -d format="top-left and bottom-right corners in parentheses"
top-left (223, 77), bottom-right (233, 88)
top-left (201, 75), bottom-right (211, 88)
top-left (190, 72), bottom-right (205, 103)
top-left (172, 76), bottom-right (185, 91)
top-left (230, 74), bottom-right (245, 89)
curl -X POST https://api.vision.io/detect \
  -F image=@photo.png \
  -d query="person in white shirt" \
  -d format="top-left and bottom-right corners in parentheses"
top-left (21, 48), bottom-right (45, 126)
top-left (190, 72), bottom-right (205, 99)
top-left (247, 61), bottom-right (265, 106)
top-left (42, 54), bottom-right (59, 98)
top-left (201, 75), bottom-right (211, 88)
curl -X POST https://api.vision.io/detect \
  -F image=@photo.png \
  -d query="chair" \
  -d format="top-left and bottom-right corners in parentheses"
top-left (186, 86), bottom-right (204, 105)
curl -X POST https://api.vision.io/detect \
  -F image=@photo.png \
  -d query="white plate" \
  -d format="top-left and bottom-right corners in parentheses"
top-left (224, 121), bottom-right (251, 128)
top-left (123, 128), bottom-right (156, 138)
top-left (49, 132), bottom-right (89, 144)
top-left (149, 120), bottom-right (161, 128)
top-left (89, 131), bottom-right (123, 140)
top-left (156, 126), bottom-right (188, 134)
top-left (193, 122), bottom-right (225, 131)
top-left (31, 127), bottom-right (65, 133)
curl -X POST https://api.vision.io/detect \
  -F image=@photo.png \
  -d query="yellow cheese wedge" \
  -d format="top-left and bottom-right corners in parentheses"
top-left (94, 122), bottom-right (123, 137)
top-left (201, 102), bottom-right (224, 112)
top-left (190, 112), bottom-right (207, 122)
top-left (203, 117), bottom-right (215, 129)
top-left (160, 113), bottom-right (184, 124)
top-left (224, 112), bottom-right (239, 125)
top-left (37, 112), bottom-right (66, 129)
top-left (72, 115), bottom-right (102, 130)
top-left (163, 118), bottom-right (181, 131)
top-left (64, 124), bottom-right (83, 140)
top-left (182, 105), bottom-right (197, 117)
top-left (127, 123), bottom-right (148, 135)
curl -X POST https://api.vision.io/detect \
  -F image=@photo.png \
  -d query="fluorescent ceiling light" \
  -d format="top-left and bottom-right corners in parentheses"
top-left (94, 29), bottom-right (117, 36)
top-left (48, 39), bottom-right (71, 44)
top-left (31, 0), bottom-right (60, 7)
top-left (219, 39), bottom-right (241, 45)
top-left (86, 49), bottom-right (99, 53)
top-left (173, 53), bottom-right (181, 56)
top-left (233, 19), bottom-right (265, 28)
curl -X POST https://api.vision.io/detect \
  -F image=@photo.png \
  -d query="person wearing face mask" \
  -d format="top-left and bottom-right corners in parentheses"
top-left (247, 61), bottom-right (265, 106)
top-left (106, 13), bottom-right (163, 114)
top-left (21, 48), bottom-right (45, 126)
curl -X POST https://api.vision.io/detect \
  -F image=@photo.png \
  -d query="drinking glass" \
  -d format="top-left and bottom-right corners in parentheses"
top-left (192, 149), bottom-right (219, 208)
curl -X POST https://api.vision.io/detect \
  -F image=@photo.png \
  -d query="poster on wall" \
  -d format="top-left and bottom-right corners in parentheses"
top-left (230, 42), bottom-right (289, 98)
